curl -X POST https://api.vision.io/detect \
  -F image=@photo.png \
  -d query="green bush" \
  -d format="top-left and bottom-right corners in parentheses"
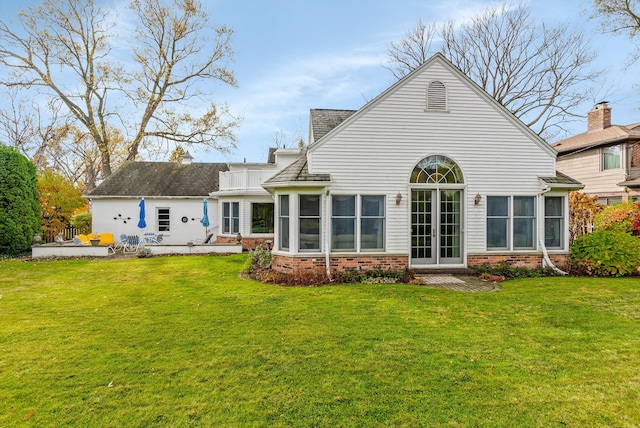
top-left (70, 212), bottom-right (92, 232)
top-left (594, 202), bottom-right (640, 235)
top-left (0, 146), bottom-right (41, 256)
top-left (472, 262), bottom-right (561, 279)
top-left (249, 245), bottom-right (273, 269)
top-left (570, 230), bottom-right (640, 277)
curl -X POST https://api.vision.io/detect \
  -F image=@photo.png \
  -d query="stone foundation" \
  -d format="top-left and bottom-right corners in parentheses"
top-left (272, 254), bottom-right (410, 275)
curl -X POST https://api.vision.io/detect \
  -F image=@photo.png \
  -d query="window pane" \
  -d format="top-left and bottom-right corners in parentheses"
top-left (487, 196), bottom-right (509, 216)
top-left (332, 195), bottom-right (355, 216)
top-left (279, 195), bottom-right (289, 250)
top-left (332, 218), bottom-right (355, 250)
top-left (513, 218), bottom-right (534, 248)
top-left (545, 218), bottom-right (562, 248)
top-left (514, 197), bottom-right (534, 216)
top-left (232, 202), bottom-right (239, 217)
top-left (299, 218), bottom-right (320, 250)
top-left (487, 218), bottom-right (507, 248)
top-left (300, 195), bottom-right (320, 216)
top-left (223, 202), bottom-right (229, 217)
top-left (362, 195), bottom-right (384, 216)
top-left (280, 219), bottom-right (289, 250)
top-left (603, 145), bottom-right (620, 169)
top-left (280, 195), bottom-right (289, 216)
top-left (545, 197), bottom-right (563, 217)
top-left (361, 218), bottom-right (384, 250)
top-left (223, 218), bottom-right (230, 234)
top-left (252, 203), bottom-right (274, 233)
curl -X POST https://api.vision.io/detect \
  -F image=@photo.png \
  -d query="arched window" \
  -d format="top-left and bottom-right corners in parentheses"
top-left (426, 81), bottom-right (447, 111)
top-left (410, 155), bottom-right (463, 184)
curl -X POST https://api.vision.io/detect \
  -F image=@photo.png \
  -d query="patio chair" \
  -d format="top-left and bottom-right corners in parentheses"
top-left (99, 232), bottom-right (116, 253)
top-left (77, 234), bottom-right (91, 245)
top-left (124, 235), bottom-right (140, 253)
top-left (143, 232), bottom-right (160, 244)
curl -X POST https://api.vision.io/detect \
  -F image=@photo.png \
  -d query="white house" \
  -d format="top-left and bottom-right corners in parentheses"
top-left (87, 53), bottom-right (581, 274)
top-left (261, 53), bottom-right (582, 275)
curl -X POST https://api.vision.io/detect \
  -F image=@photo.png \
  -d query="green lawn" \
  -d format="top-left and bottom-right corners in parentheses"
top-left (1, 254), bottom-right (639, 427)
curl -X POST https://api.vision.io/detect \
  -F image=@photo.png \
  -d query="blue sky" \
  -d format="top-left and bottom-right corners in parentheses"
top-left (1, 0), bottom-right (639, 164)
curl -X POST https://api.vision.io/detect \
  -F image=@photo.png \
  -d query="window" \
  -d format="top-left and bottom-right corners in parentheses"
top-left (487, 197), bottom-right (509, 249)
top-left (279, 195), bottom-right (289, 250)
top-left (410, 155), bottom-right (463, 184)
top-left (513, 197), bottom-right (535, 249)
top-left (157, 208), bottom-right (170, 232)
top-left (426, 81), bottom-right (447, 111)
top-left (544, 197), bottom-right (564, 249)
top-left (361, 195), bottom-right (385, 250)
top-left (223, 202), bottom-right (239, 234)
top-left (487, 196), bottom-right (536, 250)
top-left (299, 195), bottom-right (321, 251)
top-left (251, 203), bottom-right (274, 234)
top-left (603, 145), bottom-right (621, 170)
top-left (332, 195), bottom-right (355, 251)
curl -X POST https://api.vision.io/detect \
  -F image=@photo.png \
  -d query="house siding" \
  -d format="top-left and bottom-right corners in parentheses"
top-left (556, 147), bottom-right (627, 195)
top-left (308, 60), bottom-right (556, 257)
top-left (91, 198), bottom-right (217, 245)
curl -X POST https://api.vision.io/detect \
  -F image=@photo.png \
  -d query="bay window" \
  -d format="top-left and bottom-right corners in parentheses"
top-left (299, 195), bottom-right (321, 251)
top-left (544, 196), bottom-right (564, 249)
top-left (279, 195), bottom-right (289, 250)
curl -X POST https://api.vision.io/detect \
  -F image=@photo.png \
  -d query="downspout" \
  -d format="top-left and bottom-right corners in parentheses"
top-left (538, 184), bottom-right (568, 275)
top-left (325, 188), bottom-right (331, 280)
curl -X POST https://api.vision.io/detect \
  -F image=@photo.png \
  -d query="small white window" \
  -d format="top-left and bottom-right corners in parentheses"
top-left (426, 81), bottom-right (447, 111)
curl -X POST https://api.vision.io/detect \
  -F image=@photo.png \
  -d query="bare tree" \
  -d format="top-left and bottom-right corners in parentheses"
top-left (0, 0), bottom-right (239, 179)
top-left (592, 0), bottom-right (640, 62)
top-left (385, 3), bottom-right (600, 140)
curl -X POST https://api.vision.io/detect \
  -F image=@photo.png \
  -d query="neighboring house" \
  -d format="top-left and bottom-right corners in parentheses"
top-left (261, 53), bottom-right (583, 275)
top-left (87, 149), bottom-right (303, 247)
top-left (552, 102), bottom-right (640, 204)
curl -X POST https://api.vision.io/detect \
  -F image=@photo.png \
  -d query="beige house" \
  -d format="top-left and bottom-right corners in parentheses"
top-left (552, 103), bottom-right (640, 204)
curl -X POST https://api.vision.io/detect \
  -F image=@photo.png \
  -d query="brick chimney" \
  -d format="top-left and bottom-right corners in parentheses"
top-left (587, 102), bottom-right (611, 132)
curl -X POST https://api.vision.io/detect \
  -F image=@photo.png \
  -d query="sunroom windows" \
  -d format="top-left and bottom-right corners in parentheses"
top-left (277, 193), bottom-right (386, 253)
top-left (486, 195), bottom-right (566, 251)
top-left (331, 195), bottom-right (385, 252)
top-left (486, 196), bottom-right (535, 250)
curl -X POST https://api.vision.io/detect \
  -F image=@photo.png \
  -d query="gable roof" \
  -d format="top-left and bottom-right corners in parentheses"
top-left (307, 52), bottom-right (557, 158)
top-left (309, 109), bottom-right (357, 143)
top-left (87, 161), bottom-right (229, 198)
top-left (552, 123), bottom-right (640, 155)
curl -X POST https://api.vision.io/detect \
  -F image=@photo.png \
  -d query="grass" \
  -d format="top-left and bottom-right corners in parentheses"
top-left (1, 254), bottom-right (639, 427)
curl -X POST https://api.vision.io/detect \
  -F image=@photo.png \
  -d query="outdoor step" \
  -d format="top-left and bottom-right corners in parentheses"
top-left (412, 268), bottom-right (476, 275)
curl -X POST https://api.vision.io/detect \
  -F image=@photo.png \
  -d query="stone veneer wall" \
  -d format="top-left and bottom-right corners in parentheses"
top-left (271, 252), bottom-right (571, 274)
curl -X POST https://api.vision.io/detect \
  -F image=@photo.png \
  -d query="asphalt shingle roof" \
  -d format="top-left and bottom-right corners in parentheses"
top-left (310, 109), bottom-right (357, 142)
top-left (552, 123), bottom-right (640, 155)
top-left (264, 153), bottom-right (330, 184)
top-left (539, 171), bottom-right (583, 188)
top-left (88, 161), bottom-right (229, 197)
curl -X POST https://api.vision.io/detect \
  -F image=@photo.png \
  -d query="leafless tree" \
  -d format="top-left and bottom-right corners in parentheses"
top-left (592, 0), bottom-right (640, 63)
top-left (0, 0), bottom-right (239, 178)
top-left (385, 3), bottom-right (600, 140)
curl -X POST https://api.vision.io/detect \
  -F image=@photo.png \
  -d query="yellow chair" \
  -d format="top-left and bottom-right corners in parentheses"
top-left (99, 233), bottom-right (114, 246)
top-left (77, 234), bottom-right (91, 245)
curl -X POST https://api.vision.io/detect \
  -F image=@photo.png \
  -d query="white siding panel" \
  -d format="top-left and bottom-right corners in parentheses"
top-left (556, 149), bottom-right (626, 195)
top-left (308, 60), bottom-right (556, 254)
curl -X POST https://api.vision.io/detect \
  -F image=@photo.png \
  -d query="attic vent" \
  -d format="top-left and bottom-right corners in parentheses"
top-left (426, 81), bottom-right (447, 111)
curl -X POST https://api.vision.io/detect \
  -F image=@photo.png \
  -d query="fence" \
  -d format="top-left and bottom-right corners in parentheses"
top-left (42, 226), bottom-right (90, 243)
